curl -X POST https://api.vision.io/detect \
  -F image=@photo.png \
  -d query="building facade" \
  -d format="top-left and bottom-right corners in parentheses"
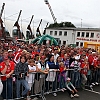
top-left (45, 27), bottom-right (100, 47)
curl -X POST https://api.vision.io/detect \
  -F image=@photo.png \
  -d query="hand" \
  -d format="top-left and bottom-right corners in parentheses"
top-left (75, 89), bottom-right (78, 92)
top-left (27, 74), bottom-right (29, 77)
top-left (44, 71), bottom-right (48, 74)
top-left (72, 90), bottom-right (74, 94)
top-left (20, 73), bottom-right (22, 78)
top-left (6, 74), bottom-right (10, 78)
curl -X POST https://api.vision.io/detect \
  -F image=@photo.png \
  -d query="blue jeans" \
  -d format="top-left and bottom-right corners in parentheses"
top-left (72, 71), bottom-right (80, 88)
top-left (16, 79), bottom-right (30, 98)
top-left (59, 75), bottom-right (66, 89)
top-left (45, 81), bottom-right (56, 92)
top-left (1, 78), bottom-right (13, 99)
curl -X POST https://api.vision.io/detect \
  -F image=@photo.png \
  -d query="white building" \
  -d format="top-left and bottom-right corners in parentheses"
top-left (45, 27), bottom-right (100, 47)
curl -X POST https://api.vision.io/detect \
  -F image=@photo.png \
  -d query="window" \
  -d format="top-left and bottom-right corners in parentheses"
top-left (77, 32), bottom-right (80, 37)
top-left (54, 31), bottom-right (57, 35)
top-left (86, 32), bottom-right (89, 37)
top-left (90, 33), bottom-right (94, 38)
top-left (76, 42), bottom-right (79, 46)
top-left (64, 31), bottom-right (67, 36)
top-left (59, 40), bottom-right (61, 44)
top-left (63, 41), bottom-right (66, 45)
top-left (50, 31), bottom-right (53, 35)
top-left (81, 32), bottom-right (85, 37)
top-left (80, 42), bottom-right (83, 47)
top-left (59, 31), bottom-right (62, 36)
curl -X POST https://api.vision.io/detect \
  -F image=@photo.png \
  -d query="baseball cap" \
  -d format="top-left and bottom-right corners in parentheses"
top-left (8, 49), bottom-right (13, 52)
top-left (67, 78), bottom-right (71, 81)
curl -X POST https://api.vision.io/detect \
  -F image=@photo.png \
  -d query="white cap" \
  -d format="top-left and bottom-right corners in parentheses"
top-left (67, 78), bottom-right (71, 81)
top-left (92, 52), bottom-right (96, 54)
top-left (8, 50), bottom-right (13, 52)
top-left (75, 56), bottom-right (80, 60)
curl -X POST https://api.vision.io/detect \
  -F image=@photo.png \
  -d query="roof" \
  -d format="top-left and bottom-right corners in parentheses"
top-left (46, 27), bottom-right (100, 31)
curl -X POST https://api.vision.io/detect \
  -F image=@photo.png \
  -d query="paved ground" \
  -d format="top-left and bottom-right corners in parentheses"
top-left (0, 85), bottom-right (100, 100)
top-left (38, 85), bottom-right (100, 100)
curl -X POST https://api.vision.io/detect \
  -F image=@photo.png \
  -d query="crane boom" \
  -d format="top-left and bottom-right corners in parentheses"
top-left (0, 3), bottom-right (5, 39)
top-left (13, 10), bottom-right (24, 39)
top-left (0, 3), bottom-right (5, 18)
top-left (29, 15), bottom-right (34, 25)
top-left (38, 19), bottom-right (42, 28)
top-left (27, 15), bottom-right (34, 39)
top-left (44, 0), bottom-right (57, 23)
top-left (17, 10), bottom-right (22, 22)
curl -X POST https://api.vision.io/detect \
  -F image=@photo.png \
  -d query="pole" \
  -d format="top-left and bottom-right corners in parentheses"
top-left (81, 19), bottom-right (82, 28)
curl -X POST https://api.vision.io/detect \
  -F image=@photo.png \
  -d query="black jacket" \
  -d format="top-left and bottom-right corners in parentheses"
top-left (14, 62), bottom-right (29, 79)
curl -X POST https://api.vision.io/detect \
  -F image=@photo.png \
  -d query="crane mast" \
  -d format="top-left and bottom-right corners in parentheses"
top-left (44, 0), bottom-right (57, 23)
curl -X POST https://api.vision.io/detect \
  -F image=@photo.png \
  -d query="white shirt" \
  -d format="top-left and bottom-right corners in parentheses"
top-left (37, 62), bottom-right (49, 78)
top-left (26, 65), bottom-right (36, 83)
top-left (52, 53), bottom-right (59, 63)
top-left (0, 79), bottom-right (3, 95)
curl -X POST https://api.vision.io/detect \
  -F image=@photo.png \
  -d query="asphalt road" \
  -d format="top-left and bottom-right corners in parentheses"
top-left (0, 85), bottom-right (100, 100)
top-left (38, 85), bottom-right (100, 100)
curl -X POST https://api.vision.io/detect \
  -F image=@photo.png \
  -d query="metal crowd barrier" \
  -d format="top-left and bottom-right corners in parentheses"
top-left (0, 68), bottom-right (100, 100)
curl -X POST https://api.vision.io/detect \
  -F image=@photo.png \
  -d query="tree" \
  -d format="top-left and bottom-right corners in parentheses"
top-left (48, 22), bottom-right (76, 28)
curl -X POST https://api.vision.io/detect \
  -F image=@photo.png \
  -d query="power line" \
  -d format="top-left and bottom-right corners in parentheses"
top-left (5, 12), bottom-right (19, 19)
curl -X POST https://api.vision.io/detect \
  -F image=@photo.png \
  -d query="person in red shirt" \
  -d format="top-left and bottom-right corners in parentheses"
top-left (32, 46), bottom-right (39, 57)
top-left (97, 55), bottom-right (100, 83)
top-left (81, 58), bottom-right (89, 88)
top-left (0, 50), bottom-right (15, 99)
top-left (91, 52), bottom-right (98, 85)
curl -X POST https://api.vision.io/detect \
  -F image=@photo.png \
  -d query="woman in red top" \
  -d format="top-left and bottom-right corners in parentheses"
top-left (0, 50), bottom-right (15, 99)
top-left (81, 58), bottom-right (89, 87)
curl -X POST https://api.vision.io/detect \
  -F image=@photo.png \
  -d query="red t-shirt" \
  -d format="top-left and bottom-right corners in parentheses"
top-left (97, 59), bottom-right (100, 66)
top-left (60, 67), bottom-right (64, 73)
top-left (88, 54), bottom-right (93, 65)
top-left (0, 61), bottom-right (15, 81)
top-left (81, 62), bottom-right (89, 75)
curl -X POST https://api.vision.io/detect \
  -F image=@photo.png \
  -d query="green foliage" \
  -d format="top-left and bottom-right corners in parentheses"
top-left (48, 22), bottom-right (76, 28)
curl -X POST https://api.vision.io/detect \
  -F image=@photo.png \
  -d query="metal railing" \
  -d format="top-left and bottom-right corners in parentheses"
top-left (0, 68), bottom-right (100, 100)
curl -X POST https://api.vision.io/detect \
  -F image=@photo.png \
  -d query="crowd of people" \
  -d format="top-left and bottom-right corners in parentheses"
top-left (0, 40), bottom-right (100, 100)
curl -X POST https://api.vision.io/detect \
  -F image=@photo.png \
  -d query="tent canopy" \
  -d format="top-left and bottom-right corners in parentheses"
top-left (31, 34), bottom-right (58, 45)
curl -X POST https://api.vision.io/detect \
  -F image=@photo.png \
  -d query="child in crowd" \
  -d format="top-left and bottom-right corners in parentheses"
top-left (26, 59), bottom-right (38, 95)
top-left (66, 77), bottom-right (79, 98)
top-left (59, 62), bottom-right (66, 92)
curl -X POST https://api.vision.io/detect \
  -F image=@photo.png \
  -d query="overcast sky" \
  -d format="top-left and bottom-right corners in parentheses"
top-left (0, 0), bottom-right (100, 29)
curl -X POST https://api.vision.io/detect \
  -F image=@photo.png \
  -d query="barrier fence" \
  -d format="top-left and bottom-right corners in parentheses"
top-left (0, 68), bottom-right (100, 100)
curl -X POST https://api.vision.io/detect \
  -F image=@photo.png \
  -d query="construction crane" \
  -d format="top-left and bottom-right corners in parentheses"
top-left (36, 19), bottom-right (42, 37)
top-left (0, 3), bottom-right (5, 39)
top-left (13, 10), bottom-right (24, 39)
top-left (44, 0), bottom-right (57, 23)
top-left (26, 15), bottom-right (34, 39)
top-left (43, 22), bottom-right (49, 35)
